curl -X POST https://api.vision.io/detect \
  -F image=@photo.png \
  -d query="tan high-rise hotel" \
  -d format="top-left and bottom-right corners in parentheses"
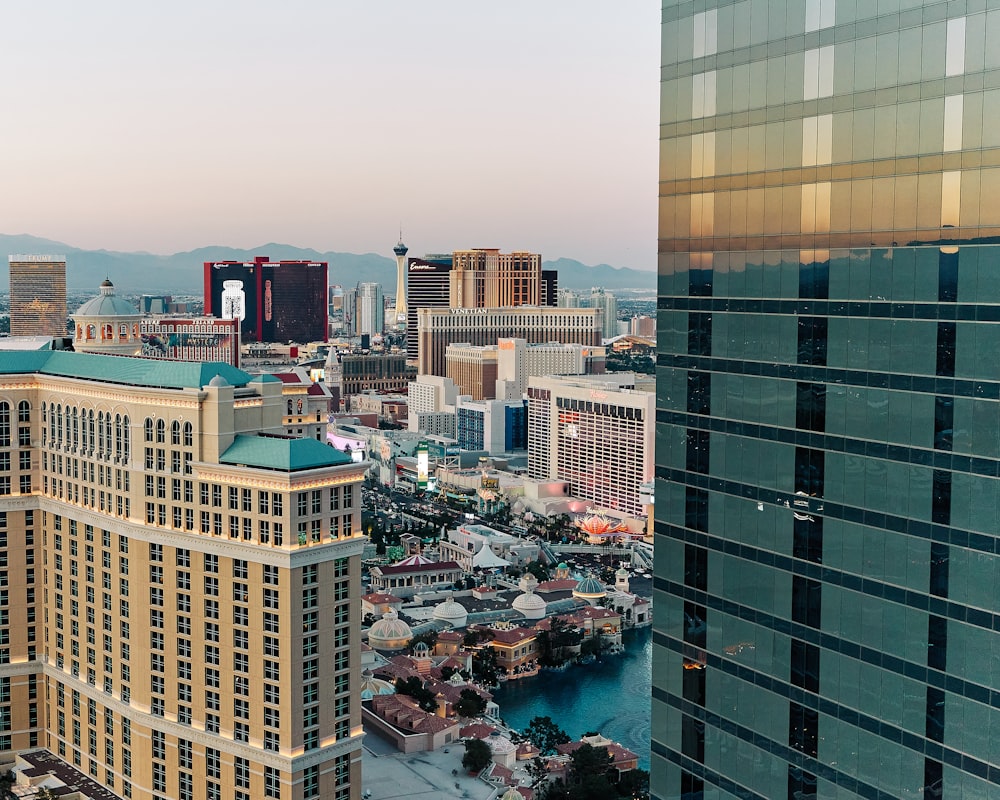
top-left (0, 350), bottom-right (366, 800)
top-left (8, 255), bottom-right (67, 338)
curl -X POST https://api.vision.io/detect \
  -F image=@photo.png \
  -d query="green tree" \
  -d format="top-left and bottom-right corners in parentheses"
top-left (453, 687), bottom-right (487, 718)
top-left (537, 617), bottom-right (578, 667)
top-left (0, 770), bottom-right (16, 800)
top-left (615, 768), bottom-right (650, 800)
top-left (394, 676), bottom-right (438, 713)
top-left (525, 559), bottom-right (550, 582)
top-left (524, 715), bottom-right (571, 755)
top-left (565, 744), bottom-right (616, 800)
top-left (579, 636), bottom-right (602, 658)
top-left (471, 644), bottom-right (502, 687)
top-left (462, 738), bottom-right (493, 773)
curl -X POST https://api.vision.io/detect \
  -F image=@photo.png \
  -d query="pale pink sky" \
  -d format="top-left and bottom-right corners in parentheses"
top-left (0, 2), bottom-right (658, 269)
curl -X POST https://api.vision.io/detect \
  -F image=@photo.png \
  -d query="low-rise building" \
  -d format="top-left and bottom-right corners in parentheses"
top-left (437, 523), bottom-right (539, 571)
top-left (368, 554), bottom-right (464, 599)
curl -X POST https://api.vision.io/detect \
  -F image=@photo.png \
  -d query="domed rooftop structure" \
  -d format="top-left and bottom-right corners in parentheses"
top-left (393, 238), bottom-right (408, 257)
top-left (512, 585), bottom-right (547, 620)
top-left (208, 374), bottom-right (230, 388)
top-left (572, 572), bottom-right (607, 605)
top-left (499, 788), bottom-right (524, 800)
top-left (72, 278), bottom-right (144, 355)
top-left (486, 731), bottom-right (516, 756)
top-left (367, 609), bottom-right (413, 652)
top-left (433, 594), bottom-right (469, 627)
top-left (74, 278), bottom-right (140, 318)
top-left (359, 669), bottom-right (396, 701)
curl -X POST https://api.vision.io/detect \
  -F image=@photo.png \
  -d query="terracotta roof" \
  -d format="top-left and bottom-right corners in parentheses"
top-left (555, 739), bottom-right (639, 767)
top-left (460, 722), bottom-right (498, 739)
top-left (489, 627), bottom-right (537, 645)
top-left (516, 741), bottom-right (541, 759)
top-left (369, 694), bottom-right (458, 734)
top-left (536, 578), bottom-right (579, 593)
top-left (438, 631), bottom-right (464, 642)
top-left (363, 592), bottom-right (403, 604)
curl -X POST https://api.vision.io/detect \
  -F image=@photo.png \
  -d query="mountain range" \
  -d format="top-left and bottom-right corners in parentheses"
top-left (0, 235), bottom-right (656, 295)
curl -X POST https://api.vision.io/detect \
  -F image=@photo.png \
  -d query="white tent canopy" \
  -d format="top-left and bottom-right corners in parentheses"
top-left (472, 546), bottom-right (510, 569)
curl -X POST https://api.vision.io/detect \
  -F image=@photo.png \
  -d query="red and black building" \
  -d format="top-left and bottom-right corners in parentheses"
top-left (203, 255), bottom-right (328, 344)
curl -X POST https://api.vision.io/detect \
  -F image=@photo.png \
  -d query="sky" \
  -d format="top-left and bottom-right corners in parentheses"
top-left (0, 2), bottom-right (659, 270)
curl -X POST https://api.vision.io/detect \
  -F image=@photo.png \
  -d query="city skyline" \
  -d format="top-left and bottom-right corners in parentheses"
top-left (0, 2), bottom-right (659, 271)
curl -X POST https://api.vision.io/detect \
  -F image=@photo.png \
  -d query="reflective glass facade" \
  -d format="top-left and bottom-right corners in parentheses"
top-left (655, 2), bottom-right (1000, 798)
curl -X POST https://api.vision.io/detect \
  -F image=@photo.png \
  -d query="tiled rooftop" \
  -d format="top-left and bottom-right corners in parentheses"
top-left (0, 349), bottom-right (250, 390)
top-left (220, 433), bottom-right (353, 471)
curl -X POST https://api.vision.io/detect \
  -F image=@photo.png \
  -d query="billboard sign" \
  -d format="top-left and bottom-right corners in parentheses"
top-left (416, 441), bottom-right (429, 490)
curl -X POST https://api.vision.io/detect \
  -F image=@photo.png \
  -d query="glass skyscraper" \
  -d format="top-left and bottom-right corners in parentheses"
top-left (655, 2), bottom-right (1000, 798)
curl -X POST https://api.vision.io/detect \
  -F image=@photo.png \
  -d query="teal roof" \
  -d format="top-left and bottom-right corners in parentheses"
top-left (0, 350), bottom-right (251, 390)
top-left (574, 574), bottom-right (607, 597)
top-left (220, 434), bottom-right (353, 472)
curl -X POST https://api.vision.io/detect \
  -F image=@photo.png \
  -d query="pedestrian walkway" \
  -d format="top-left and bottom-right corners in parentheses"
top-left (361, 730), bottom-right (498, 800)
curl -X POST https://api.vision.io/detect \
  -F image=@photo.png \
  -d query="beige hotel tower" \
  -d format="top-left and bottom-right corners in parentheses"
top-left (8, 255), bottom-right (67, 338)
top-left (0, 350), bottom-right (366, 799)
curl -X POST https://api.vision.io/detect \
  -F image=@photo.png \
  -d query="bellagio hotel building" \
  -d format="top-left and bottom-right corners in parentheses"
top-left (0, 349), bottom-right (366, 800)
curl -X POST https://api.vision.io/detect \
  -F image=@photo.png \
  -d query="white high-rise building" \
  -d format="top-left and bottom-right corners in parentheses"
top-left (494, 338), bottom-right (606, 400)
top-left (589, 287), bottom-right (618, 339)
top-left (527, 373), bottom-right (653, 517)
top-left (346, 283), bottom-right (384, 337)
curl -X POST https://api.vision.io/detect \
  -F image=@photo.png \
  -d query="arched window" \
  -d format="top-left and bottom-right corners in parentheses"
top-left (287, 399), bottom-right (293, 414)
top-left (155, 419), bottom-right (165, 444)
top-left (119, 323), bottom-right (128, 337)
top-left (87, 410), bottom-right (95, 452)
top-left (17, 400), bottom-right (30, 423)
top-left (115, 414), bottom-right (123, 459)
top-left (171, 420), bottom-right (181, 446)
top-left (56, 405), bottom-right (63, 445)
top-left (104, 414), bottom-right (112, 458)
top-left (183, 422), bottom-right (193, 448)
top-left (71, 408), bottom-right (79, 450)
top-left (144, 418), bottom-right (153, 443)
top-left (0, 403), bottom-right (9, 448)
top-left (81, 407), bottom-right (88, 452)
top-left (41, 403), bottom-right (47, 424)
top-left (87, 324), bottom-right (96, 339)
top-left (122, 416), bottom-right (130, 462)
top-left (96, 412), bottom-right (103, 455)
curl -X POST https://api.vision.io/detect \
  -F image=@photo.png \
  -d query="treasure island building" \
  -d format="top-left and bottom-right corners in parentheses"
top-left (0, 350), bottom-right (365, 799)
top-left (656, 2), bottom-right (1000, 799)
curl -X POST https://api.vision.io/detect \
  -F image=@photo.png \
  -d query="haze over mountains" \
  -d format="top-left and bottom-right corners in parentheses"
top-left (0, 235), bottom-right (656, 295)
